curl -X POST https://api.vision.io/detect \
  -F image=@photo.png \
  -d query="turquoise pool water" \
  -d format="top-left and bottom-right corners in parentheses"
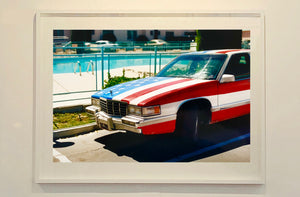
top-left (53, 53), bottom-right (179, 74)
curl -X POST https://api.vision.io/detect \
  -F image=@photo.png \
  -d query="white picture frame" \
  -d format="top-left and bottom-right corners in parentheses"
top-left (35, 11), bottom-right (265, 184)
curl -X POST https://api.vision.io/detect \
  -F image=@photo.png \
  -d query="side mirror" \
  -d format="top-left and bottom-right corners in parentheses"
top-left (220, 74), bottom-right (235, 83)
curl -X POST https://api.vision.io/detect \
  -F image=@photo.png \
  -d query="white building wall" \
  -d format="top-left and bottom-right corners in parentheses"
top-left (114, 30), bottom-right (127, 41)
top-left (63, 30), bottom-right (72, 40)
top-left (1, 1), bottom-right (300, 197)
top-left (91, 30), bottom-right (102, 41)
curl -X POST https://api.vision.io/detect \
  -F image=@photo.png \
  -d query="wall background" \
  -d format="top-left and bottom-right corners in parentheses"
top-left (0, 0), bottom-right (299, 196)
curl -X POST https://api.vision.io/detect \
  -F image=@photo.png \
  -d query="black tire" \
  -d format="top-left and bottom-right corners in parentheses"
top-left (176, 104), bottom-right (210, 141)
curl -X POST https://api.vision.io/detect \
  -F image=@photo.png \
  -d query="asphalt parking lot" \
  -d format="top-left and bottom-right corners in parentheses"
top-left (53, 115), bottom-right (250, 163)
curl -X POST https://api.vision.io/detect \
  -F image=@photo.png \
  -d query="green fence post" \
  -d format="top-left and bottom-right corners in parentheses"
top-left (101, 47), bottom-right (104, 89)
top-left (108, 54), bottom-right (110, 74)
top-left (149, 54), bottom-right (151, 76)
top-left (95, 54), bottom-right (98, 91)
top-left (154, 46), bottom-right (157, 75)
top-left (159, 53), bottom-right (162, 71)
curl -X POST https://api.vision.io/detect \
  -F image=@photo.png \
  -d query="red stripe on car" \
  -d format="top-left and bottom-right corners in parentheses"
top-left (139, 120), bottom-right (176, 135)
top-left (138, 80), bottom-right (218, 106)
top-left (121, 78), bottom-right (191, 103)
top-left (138, 79), bottom-right (250, 106)
top-left (218, 79), bottom-right (250, 94)
top-left (210, 104), bottom-right (250, 123)
top-left (216, 49), bottom-right (243, 54)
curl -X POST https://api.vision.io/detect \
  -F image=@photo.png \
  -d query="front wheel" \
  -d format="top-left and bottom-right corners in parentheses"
top-left (175, 104), bottom-right (210, 141)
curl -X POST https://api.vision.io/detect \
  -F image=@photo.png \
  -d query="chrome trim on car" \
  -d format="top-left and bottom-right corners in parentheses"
top-left (94, 111), bottom-right (176, 134)
top-left (216, 54), bottom-right (230, 81)
top-left (176, 96), bottom-right (217, 112)
top-left (85, 105), bottom-right (100, 115)
top-left (99, 97), bottom-right (128, 116)
top-left (136, 114), bottom-right (176, 127)
top-left (122, 115), bottom-right (144, 124)
top-left (96, 112), bottom-right (142, 134)
top-left (211, 99), bottom-right (250, 112)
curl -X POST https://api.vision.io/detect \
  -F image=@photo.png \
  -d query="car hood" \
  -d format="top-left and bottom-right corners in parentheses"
top-left (92, 77), bottom-right (218, 106)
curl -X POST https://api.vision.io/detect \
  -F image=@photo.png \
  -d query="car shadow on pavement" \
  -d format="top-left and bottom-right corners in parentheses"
top-left (94, 115), bottom-right (250, 162)
top-left (53, 140), bottom-right (75, 148)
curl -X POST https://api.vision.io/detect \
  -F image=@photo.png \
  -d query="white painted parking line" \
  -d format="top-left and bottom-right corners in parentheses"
top-left (165, 133), bottom-right (250, 162)
top-left (53, 149), bottom-right (72, 163)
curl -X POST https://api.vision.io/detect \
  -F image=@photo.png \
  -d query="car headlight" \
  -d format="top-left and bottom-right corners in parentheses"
top-left (91, 98), bottom-right (100, 106)
top-left (128, 105), bottom-right (160, 117)
top-left (128, 105), bottom-right (142, 116)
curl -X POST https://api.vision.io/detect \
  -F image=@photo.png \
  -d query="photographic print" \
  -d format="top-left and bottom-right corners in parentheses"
top-left (35, 12), bottom-right (264, 183)
top-left (52, 29), bottom-right (251, 163)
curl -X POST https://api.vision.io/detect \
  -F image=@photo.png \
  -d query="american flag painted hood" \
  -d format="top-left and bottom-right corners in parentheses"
top-left (92, 77), bottom-right (218, 106)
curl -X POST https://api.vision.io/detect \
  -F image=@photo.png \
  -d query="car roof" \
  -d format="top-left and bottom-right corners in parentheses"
top-left (150, 39), bottom-right (165, 41)
top-left (96, 40), bottom-right (110, 42)
top-left (187, 49), bottom-right (250, 55)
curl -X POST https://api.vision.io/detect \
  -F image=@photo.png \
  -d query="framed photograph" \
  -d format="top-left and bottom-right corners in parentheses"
top-left (35, 11), bottom-right (265, 184)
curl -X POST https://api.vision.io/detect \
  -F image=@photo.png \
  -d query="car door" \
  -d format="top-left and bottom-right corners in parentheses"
top-left (212, 53), bottom-right (251, 123)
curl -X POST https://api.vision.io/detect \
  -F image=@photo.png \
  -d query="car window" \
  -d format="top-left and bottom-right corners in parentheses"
top-left (160, 59), bottom-right (192, 76)
top-left (156, 54), bottom-right (227, 80)
top-left (223, 53), bottom-right (250, 80)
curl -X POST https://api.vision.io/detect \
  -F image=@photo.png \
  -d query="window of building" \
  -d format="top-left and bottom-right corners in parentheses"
top-left (103, 30), bottom-right (114, 35)
top-left (54, 30), bottom-right (64, 36)
top-left (166, 32), bottom-right (174, 40)
top-left (127, 30), bottom-right (137, 41)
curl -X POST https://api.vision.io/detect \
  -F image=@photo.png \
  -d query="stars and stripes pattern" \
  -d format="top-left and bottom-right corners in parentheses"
top-left (91, 49), bottom-right (251, 134)
top-left (91, 49), bottom-right (250, 107)
top-left (92, 77), bottom-right (209, 106)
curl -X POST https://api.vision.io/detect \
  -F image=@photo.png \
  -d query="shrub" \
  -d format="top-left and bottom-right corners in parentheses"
top-left (103, 69), bottom-right (142, 89)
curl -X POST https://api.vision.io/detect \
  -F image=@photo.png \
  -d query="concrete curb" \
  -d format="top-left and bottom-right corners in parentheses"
top-left (53, 104), bottom-right (90, 114)
top-left (53, 123), bottom-right (98, 140)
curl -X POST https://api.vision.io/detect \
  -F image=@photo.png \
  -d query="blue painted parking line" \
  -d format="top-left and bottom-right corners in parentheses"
top-left (165, 133), bottom-right (250, 162)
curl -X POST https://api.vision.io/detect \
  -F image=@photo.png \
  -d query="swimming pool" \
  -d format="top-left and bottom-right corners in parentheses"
top-left (53, 53), bottom-right (181, 74)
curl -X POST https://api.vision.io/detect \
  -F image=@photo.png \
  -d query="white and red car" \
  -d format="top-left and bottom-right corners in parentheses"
top-left (86, 49), bottom-right (250, 139)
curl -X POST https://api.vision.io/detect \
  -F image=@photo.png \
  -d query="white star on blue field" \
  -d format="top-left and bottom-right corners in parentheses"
top-left (91, 77), bottom-right (171, 99)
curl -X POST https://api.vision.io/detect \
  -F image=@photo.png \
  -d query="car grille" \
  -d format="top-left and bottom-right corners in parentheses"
top-left (100, 98), bottom-right (127, 116)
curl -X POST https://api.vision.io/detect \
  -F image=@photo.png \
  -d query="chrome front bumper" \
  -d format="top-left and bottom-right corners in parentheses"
top-left (86, 105), bottom-right (176, 134)
top-left (96, 111), bottom-right (142, 134)
top-left (85, 105), bottom-right (100, 115)
top-left (86, 105), bottom-right (142, 133)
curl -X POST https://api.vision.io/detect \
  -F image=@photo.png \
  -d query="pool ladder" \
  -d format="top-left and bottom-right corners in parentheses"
top-left (74, 60), bottom-right (95, 76)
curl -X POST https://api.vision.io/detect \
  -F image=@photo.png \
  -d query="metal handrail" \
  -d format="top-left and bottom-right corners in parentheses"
top-left (86, 60), bottom-right (95, 75)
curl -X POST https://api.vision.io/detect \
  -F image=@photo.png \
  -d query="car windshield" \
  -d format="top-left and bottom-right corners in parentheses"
top-left (156, 54), bottom-right (227, 80)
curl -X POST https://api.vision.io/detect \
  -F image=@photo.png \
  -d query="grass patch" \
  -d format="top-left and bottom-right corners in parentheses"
top-left (53, 112), bottom-right (95, 130)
